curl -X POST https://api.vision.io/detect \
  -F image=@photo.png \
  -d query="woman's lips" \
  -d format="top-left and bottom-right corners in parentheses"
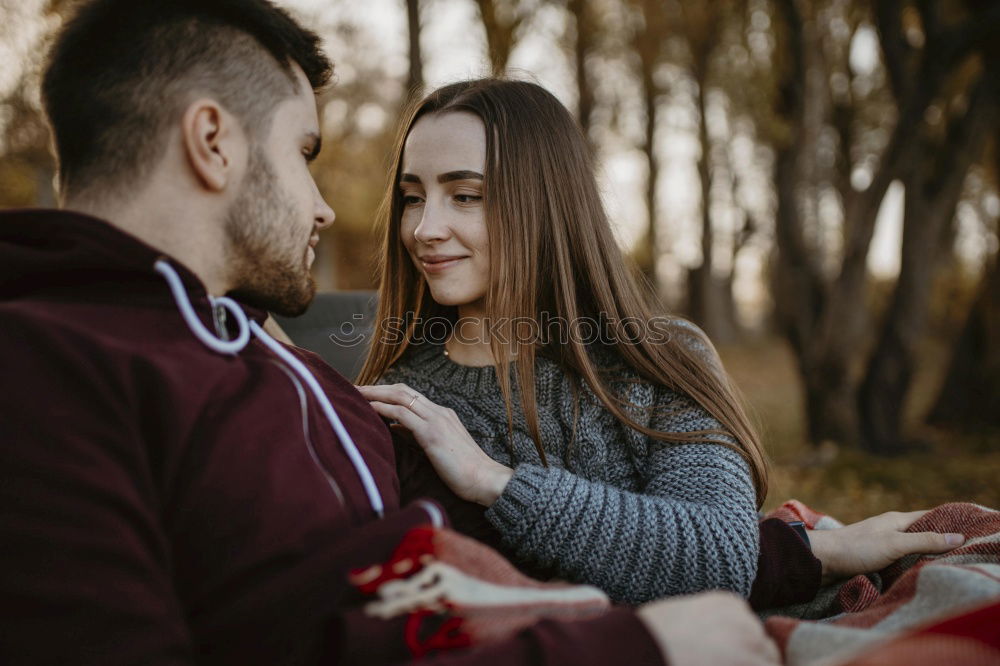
top-left (420, 256), bottom-right (467, 274)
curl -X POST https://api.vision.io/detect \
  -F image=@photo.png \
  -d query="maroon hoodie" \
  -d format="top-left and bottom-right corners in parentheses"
top-left (0, 209), bottom-right (666, 665)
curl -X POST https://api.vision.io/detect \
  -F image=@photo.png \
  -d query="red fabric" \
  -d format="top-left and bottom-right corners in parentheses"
top-left (839, 600), bottom-right (1000, 665)
top-left (915, 599), bottom-right (1000, 647)
top-left (766, 499), bottom-right (836, 528)
top-left (405, 612), bottom-right (474, 658)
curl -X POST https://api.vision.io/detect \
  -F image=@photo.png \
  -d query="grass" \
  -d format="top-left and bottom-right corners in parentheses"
top-left (718, 337), bottom-right (1000, 523)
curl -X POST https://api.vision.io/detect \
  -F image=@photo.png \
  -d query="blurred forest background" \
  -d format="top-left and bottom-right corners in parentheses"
top-left (2, 0), bottom-right (998, 520)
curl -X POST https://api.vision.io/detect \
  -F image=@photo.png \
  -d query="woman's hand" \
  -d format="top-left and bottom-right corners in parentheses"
top-left (356, 383), bottom-right (513, 506)
top-left (807, 510), bottom-right (965, 584)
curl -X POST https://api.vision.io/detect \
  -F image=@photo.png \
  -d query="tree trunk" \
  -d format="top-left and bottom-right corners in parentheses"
top-left (567, 0), bottom-right (595, 137)
top-left (927, 257), bottom-right (1000, 431)
top-left (683, 7), bottom-right (738, 340)
top-left (405, 0), bottom-right (424, 96)
top-left (629, 0), bottom-right (670, 296)
top-left (859, 76), bottom-right (997, 454)
top-left (474, 0), bottom-right (519, 74)
top-left (928, 90), bottom-right (1000, 433)
top-left (687, 71), bottom-right (714, 329)
top-left (637, 68), bottom-right (661, 293)
top-left (772, 0), bottom-right (853, 445)
top-left (686, 98), bottom-right (737, 341)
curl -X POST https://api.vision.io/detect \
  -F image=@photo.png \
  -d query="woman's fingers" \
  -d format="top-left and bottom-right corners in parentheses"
top-left (367, 400), bottom-right (426, 438)
top-left (880, 510), bottom-right (964, 553)
top-left (891, 509), bottom-right (930, 530)
top-left (357, 383), bottom-right (431, 416)
top-left (356, 383), bottom-right (416, 405)
top-left (894, 530), bottom-right (965, 555)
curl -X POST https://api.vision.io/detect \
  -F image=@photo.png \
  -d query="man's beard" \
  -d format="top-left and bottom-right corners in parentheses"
top-left (224, 148), bottom-right (316, 317)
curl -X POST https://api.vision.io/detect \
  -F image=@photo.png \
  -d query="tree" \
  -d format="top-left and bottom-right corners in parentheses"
top-left (675, 1), bottom-right (743, 342)
top-left (473, 0), bottom-right (525, 74)
top-left (927, 125), bottom-right (1000, 434)
top-left (769, 0), bottom-right (1000, 448)
top-left (566, 0), bottom-right (598, 136)
top-left (405, 0), bottom-right (424, 95)
top-left (625, 0), bottom-right (670, 292)
top-left (0, 0), bottom-right (79, 208)
top-left (770, 0), bottom-right (845, 444)
top-left (859, 64), bottom-right (999, 453)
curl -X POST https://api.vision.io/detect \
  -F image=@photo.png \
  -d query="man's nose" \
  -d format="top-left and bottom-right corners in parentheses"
top-left (315, 192), bottom-right (335, 230)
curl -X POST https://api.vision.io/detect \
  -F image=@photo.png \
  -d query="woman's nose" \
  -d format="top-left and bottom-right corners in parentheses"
top-left (413, 202), bottom-right (450, 243)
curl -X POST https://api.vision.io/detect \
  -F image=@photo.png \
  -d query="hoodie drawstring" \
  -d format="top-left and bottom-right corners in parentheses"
top-left (155, 259), bottom-right (250, 354)
top-left (153, 258), bottom-right (385, 518)
top-left (250, 320), bottom-right (384, 518)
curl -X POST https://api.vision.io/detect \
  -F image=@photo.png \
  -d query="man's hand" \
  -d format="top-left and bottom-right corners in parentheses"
top-left (637, 592), bottom-right (780, 666)
top-left (808, 510), bottom-right (965, 584)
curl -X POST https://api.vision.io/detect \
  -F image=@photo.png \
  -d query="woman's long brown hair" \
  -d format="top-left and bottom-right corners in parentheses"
top-left (357, 79), bottom-right (769, 505)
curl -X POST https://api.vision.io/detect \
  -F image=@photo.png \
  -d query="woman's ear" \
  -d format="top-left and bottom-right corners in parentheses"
top-left (180, 99), bottom-right (246, 192)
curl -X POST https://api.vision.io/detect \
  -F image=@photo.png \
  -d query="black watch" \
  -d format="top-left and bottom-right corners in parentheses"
top-left (787, 520), bottom-right (811, 550)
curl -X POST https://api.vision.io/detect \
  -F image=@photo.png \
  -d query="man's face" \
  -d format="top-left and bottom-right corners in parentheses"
top-left (225, 65), bottom-right (334, 317)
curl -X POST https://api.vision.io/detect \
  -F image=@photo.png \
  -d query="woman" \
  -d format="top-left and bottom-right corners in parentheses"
top-left (354, 78), bottom-right (763, 606)
top-left (355, 79), bottom-right (962, 605)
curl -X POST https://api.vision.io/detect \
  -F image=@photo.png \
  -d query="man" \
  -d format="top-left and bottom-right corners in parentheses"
top-left (0, 0), bottom-right (779, 663)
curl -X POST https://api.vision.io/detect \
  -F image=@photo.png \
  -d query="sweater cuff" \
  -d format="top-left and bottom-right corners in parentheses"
top-left (750, 518), bottom-right (822, 611)
top-left (483, 463), bottom-right (551, 539)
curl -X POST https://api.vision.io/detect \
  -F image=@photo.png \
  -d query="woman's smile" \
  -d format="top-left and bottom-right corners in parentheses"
top-left (418, 254), bottom-right (469, 274)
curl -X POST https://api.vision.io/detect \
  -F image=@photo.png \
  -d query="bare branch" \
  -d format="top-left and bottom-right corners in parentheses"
top-left (873, 0), bottom-right (912, 102)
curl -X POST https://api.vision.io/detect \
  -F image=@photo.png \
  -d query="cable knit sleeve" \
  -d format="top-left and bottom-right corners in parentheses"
top-left (483, 387), bottom-right (760, 605)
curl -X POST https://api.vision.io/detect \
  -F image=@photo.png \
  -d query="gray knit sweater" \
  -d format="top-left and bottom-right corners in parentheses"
top-left (381, 341), bottom-right (760, 605)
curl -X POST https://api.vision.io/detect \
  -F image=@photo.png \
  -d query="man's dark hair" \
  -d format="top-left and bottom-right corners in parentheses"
top-left (42, 0), bottom-right (333, 197)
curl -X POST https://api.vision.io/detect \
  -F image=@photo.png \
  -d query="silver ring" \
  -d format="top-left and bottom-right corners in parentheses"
top-left (407, 394), bottom-right (419, 410)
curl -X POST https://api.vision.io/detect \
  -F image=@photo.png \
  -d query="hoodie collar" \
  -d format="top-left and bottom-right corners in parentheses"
top-left (0, 208), bottom-right (269, 322)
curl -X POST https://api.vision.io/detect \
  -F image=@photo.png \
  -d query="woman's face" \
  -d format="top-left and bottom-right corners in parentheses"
top-left (399, 111), bottom-right (490, 317)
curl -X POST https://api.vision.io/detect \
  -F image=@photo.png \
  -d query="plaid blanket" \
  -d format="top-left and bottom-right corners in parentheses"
top-left (763, 501), bottom-right (1000, 666)
top-left (351, 502), bottom-right (1000, 663)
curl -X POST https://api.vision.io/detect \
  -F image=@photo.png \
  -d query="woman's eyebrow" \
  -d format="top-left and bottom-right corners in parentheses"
top-left (399, 171), bottom-right (483, 184)
top-left (438, 170), bottom-right (483, 183)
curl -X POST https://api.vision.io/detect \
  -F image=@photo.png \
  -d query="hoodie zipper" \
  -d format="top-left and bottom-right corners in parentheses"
top-left (212, 303), bottom-right (230, 342)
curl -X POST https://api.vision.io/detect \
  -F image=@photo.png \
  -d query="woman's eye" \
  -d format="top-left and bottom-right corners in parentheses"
top-left (401, 194), bottom-right (423, 206)
top-left (454, 194), bottom-right (482, 204)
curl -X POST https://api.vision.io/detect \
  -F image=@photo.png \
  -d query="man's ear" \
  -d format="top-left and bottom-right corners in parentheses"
top-left (180, 99), bottom-right (246, 192)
